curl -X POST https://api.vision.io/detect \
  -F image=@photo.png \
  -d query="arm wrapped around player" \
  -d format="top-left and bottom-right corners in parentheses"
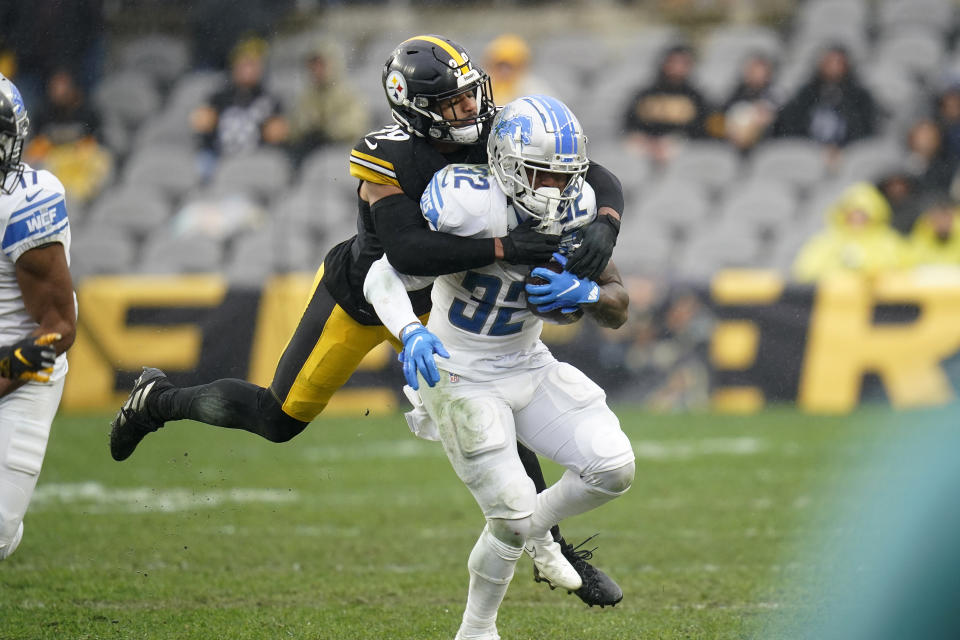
top-left (565, 162), bottom-right (624, 280)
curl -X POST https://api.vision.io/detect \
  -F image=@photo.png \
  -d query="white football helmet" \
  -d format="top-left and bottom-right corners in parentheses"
top-left (0, 73), bottom-right (29, 193)
top-left (487, 95), bottom-right (589, 227)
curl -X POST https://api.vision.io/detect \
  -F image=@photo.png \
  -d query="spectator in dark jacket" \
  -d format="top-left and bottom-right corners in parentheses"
top-left (774, 45), bottom-right (877, 149)
top-left (190, 38), bottom-right (289, 176)
top-left (718, 52), bottom-right (779, 152)
top-left (622, 44), bottom-right (710, 164)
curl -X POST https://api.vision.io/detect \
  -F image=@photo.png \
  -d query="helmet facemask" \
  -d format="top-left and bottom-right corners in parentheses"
top-left (0, 74), bottom-right (28, 193)
top-left (499, 156), bottom-right (587, 231)
top-left (404, 69), bottom-right (495, 144)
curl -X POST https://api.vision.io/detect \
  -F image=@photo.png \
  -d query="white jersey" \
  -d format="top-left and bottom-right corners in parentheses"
top-left (0, 164), bottom-right (71, 380)
top-left (413, 164), bottom-right (596, 380)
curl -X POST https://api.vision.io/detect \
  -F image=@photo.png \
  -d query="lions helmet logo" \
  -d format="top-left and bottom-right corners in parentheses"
top-left (8, 84), bottom-right (25, 117)
top-left (494, 114), bottom-right (533, 144)
top-left (385, 70), bottom-right (407, 105)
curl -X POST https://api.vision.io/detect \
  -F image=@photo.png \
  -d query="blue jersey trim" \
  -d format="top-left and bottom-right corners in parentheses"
top-left (3, 198), bottom-right (68, 253)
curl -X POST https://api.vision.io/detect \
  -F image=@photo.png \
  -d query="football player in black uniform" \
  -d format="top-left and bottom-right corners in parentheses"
top-left (110, 35), bottom-right (625, 606)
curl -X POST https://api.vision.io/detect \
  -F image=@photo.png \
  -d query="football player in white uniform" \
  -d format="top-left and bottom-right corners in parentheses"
top-left (0, 73), bottom-right (77, 560)
top-left (364, 96), bottom-right (634, 640)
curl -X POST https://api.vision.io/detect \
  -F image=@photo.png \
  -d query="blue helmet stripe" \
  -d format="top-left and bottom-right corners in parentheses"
top-left (528, 95), bottom-right (578, 156)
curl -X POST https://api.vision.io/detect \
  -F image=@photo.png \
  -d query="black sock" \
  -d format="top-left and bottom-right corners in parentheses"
top-left (153, 378), bottom-right (308, 443)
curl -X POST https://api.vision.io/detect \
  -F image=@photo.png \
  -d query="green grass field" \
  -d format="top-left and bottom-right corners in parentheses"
top-left (0, 405), bottom-right (939, 640)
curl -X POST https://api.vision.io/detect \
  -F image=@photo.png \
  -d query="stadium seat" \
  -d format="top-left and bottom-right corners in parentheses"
top-left (676, 223), bottom-right (761, 280)
top-left (833, 137), bottom-right (904, 184)
top-left (212, 148), bottom-right (293, 202)
top-left (592, 144), bottom-right (652, 210)
top-left (86, 186), bottom-right (171, 238)
top-left (635, 180), bottom-right (710, 240)
top-left (139, 233), bottom-right (224, 274)
top-left (692, 57), bottom-right (743, 105)
top-left (662, 141), bottom-right (742, 194)
top-left (746, 139), bottom-right (828, 190)
top-left (69, 225), bottom-right (137, 280)
top-left (267, 30), bottom-right (324, 75)
top-left (132, 111), bottom-right (196, 150)
top-left (872, 27), bottom-right (946, 80)
top-left (613, 26), bottom-right (684, 70)
top-left (265, 66), bottom-right (307, 111)
top-left (165, 71), bottom-right (226, 121)
top-left (611, 218), bottom-right (675, 277)
top-left (93, 71), bottom-right (161, 131)
top-left (124, 145), bottom-right (200, 195)
top-left (700, 25), bottom-right (781, 66)
top-left (796, 0), bottom-right (869, 34)
top-left (718, 181), bottom-right (798, 234)
top-left (119, 34), bottom-right (190, 90)
top-left (860, 63), bottom-right (918, 122)
top-left (877, 0), bottom-right (955, 35)
top-left (299, 144), bottom-right (354, 192)
top-left (273, 187), bottom-right (332, 239)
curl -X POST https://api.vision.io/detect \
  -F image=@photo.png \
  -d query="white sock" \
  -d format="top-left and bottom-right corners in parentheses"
top-left (459, 525), bottom-right (523, 637)
top-left (529, 470), bottom-right (619, 540)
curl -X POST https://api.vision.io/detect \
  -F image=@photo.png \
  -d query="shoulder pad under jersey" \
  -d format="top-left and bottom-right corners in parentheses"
top-left (0, 165), bottom-right (69, 262)
top-left (349, 123), bottom-right (413, 189)
top-left (420, 164), bottom-right (506, 238)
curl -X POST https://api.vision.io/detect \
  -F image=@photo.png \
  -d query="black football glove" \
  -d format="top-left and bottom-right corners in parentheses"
top-left (0, 333), bottom-right (60, 382)
top-left (566, 214), bottom-right (620, 280)
top-left (501, 219), bottom-right (561, 265)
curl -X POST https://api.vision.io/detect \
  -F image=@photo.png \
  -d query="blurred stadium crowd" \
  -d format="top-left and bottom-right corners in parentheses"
top-left (2, 0), bottom-right (960, 285)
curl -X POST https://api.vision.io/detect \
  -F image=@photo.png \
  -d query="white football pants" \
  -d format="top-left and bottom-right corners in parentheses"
top-left (417, 359), bottom-right (635, 525)
top-left (0, 377), bottom-right (64, 560)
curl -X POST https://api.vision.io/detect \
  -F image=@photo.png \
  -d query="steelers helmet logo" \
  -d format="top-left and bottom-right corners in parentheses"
top-left (385, 70), bottom-right (407, 105)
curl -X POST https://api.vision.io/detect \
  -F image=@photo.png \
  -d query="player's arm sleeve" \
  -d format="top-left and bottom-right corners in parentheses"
top-left (363, 255), bottom-right (428, 338)
top-left (585, 161), bottom-right (624, 218)
top-left (372, 193), bottom-right (496, 276)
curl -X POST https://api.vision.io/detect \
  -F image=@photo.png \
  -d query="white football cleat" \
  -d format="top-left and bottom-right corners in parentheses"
top-left (525, 534), bottom-right (583, 591)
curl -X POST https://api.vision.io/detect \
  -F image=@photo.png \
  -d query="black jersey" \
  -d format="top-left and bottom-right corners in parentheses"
top-left (321, 123), bottom-right (487, 325)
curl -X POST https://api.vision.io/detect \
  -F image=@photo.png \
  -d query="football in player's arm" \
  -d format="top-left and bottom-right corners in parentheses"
top-left (0, 73), bottom-right (77, 560)
top-left (363, 96), bottom-right (634, 639)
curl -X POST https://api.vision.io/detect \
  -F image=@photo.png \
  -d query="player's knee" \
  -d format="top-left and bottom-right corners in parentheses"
top-left (259, 415), bottom-right (308, 443)
top-left (487, 515), bottom-right (532, 548)
top-left (584, 461), bottom-right (635, 497)
top-left (257, 392), bottom-right (309, 443)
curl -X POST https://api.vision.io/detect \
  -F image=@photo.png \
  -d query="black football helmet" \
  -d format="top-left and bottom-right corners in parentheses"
top-left (382, 35), bottom-right (495, 144)
top-left (0, 73), bottom-right (28, 193)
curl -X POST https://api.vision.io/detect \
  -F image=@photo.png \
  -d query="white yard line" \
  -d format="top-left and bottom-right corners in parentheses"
top-left (30, 481), bottom-right (300, 513)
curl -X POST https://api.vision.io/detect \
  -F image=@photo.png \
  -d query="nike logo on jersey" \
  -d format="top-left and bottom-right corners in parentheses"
top-left (24, 188), bottom-right (42, 202)
top-left (364, 138), bottom-right (378, 150)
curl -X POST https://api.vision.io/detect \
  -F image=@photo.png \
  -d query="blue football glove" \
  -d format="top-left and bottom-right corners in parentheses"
top-left (525, 253), bottom-right (600, 313)
top-left (398, 323), bottom-right (449, 390)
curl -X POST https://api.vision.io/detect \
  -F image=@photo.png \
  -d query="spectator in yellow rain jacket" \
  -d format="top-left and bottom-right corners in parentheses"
top-left (906, 195), bottom-right (960, 266)
top-left (793, 182), bottom-right (908, 282)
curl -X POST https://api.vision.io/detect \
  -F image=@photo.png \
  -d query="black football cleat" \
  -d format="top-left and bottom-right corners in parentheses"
top-left (109, 367), bottom-right (171, 461)
top-left (553, 535), bottom-right (623, 608)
